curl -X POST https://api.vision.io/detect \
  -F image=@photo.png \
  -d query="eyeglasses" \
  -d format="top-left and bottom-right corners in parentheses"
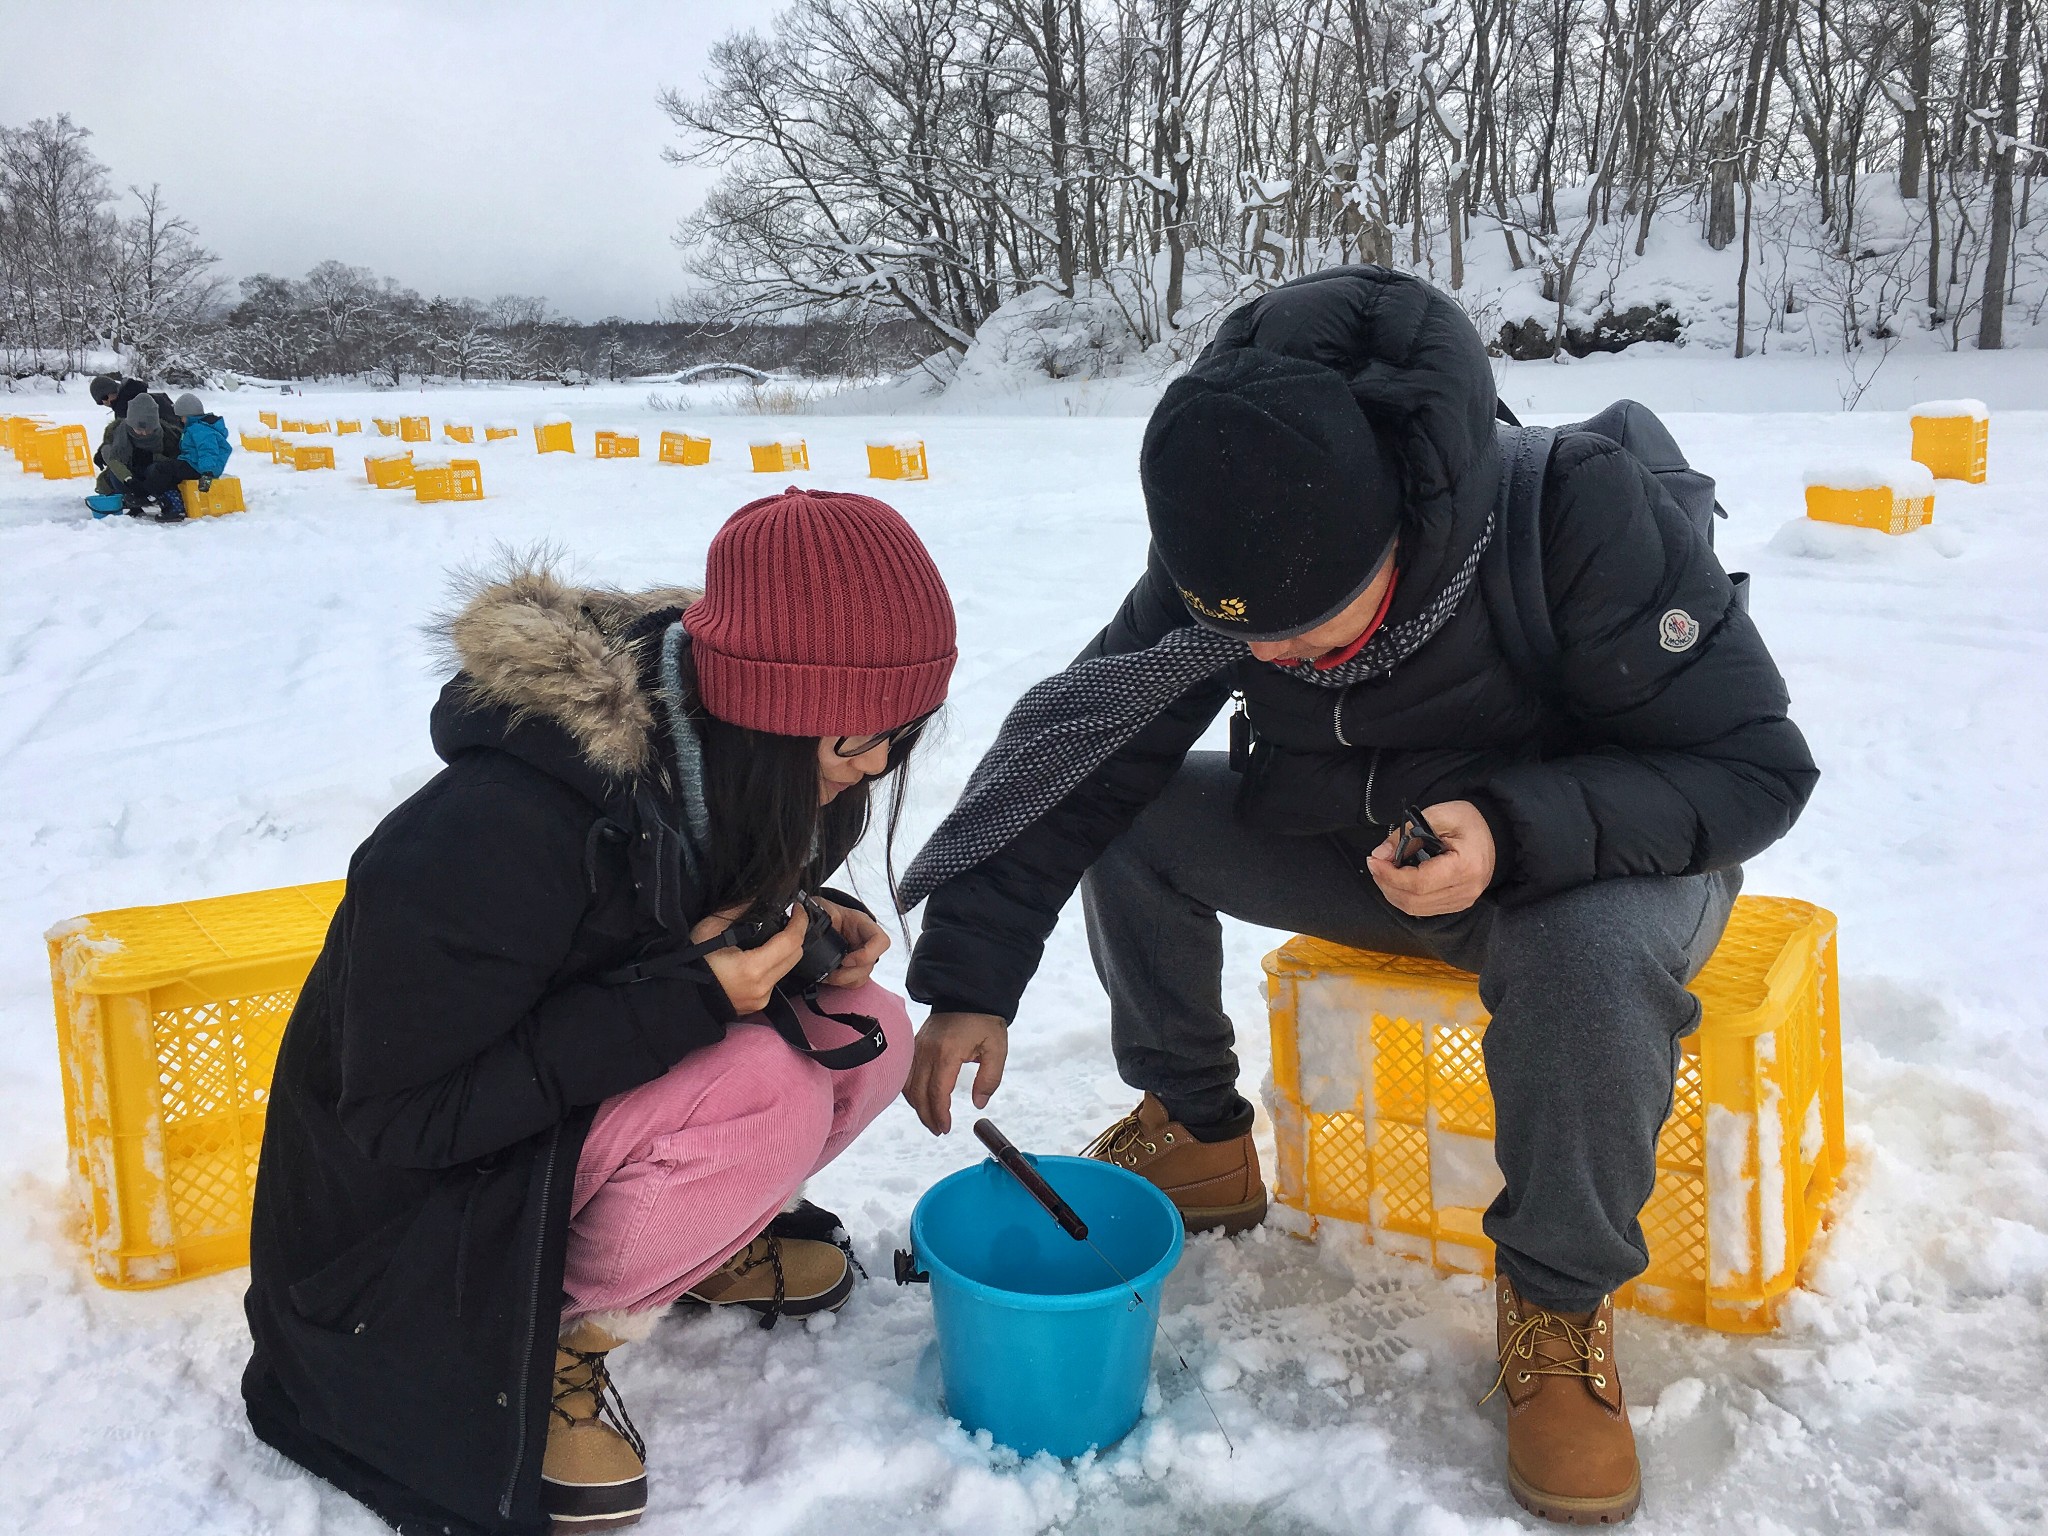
top-left (1393, 803), bottom-right (1446, 869)
top-left (832, 709), bottom-right (937, 760)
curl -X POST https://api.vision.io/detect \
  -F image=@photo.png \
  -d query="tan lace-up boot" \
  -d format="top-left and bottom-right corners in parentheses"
top-left (1484, 1277), bottom-right (1640, 1525)
top-left (543, 1320), bottom-right (648, 1531)
top-left (685, 1233), bottom-right (854, 1325)
top-left (1083, 1093), bottom-right (1267, 1235)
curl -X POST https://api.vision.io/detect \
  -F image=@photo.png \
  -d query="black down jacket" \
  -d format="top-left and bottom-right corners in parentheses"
top-left (245, 571), bottom-right (778, 1535)
top-left (906, 267), bottom-right (1818, 1021)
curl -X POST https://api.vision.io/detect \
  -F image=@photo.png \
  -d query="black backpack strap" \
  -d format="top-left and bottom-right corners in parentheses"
top-left (599, 941), bottom-right (889, 1072)
top-left (1480, 422), bottom-right (1559, 688)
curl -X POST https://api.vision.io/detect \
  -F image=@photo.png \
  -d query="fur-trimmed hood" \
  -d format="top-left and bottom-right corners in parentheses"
top-left (433, 561), bottom-right (700, 781)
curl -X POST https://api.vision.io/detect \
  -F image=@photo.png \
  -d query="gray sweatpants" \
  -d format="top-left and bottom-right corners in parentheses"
top-left (1079, 752), bottom-right (1739, 1311)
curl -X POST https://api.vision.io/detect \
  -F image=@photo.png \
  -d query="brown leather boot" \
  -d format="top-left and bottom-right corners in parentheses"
top-left (685, 1234), bottom-right (854, 1325)
top-left (1485, 1277), bottom-right (1641, 1525)
top-left (543, 1321), bottom-right (647, 1531)
top-left (1082, 1093), bottom-right (1267, 1235)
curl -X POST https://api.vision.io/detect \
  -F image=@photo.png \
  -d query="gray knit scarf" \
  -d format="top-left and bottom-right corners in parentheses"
top-left (897, 506), bottom-right (1493, 910)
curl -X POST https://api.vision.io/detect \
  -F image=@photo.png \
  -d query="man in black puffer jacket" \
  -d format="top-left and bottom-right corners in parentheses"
top-left (899, 267), bottom-right (1816, 1524)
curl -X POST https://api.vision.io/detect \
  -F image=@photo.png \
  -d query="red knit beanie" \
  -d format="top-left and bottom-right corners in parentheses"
top-left (682, 486), bottom-right (957, 735)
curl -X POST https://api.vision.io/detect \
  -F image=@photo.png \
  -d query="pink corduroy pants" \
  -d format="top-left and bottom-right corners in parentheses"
top-left (560, 979), bottom-right (913, 1324)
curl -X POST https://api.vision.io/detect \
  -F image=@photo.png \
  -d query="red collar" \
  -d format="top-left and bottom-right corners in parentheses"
top-left (1286, 567), bottom-right (1400, 671)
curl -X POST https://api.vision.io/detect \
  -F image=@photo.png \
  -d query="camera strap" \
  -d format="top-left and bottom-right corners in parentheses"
top-left (598, 941), bottom-right (889, 1073)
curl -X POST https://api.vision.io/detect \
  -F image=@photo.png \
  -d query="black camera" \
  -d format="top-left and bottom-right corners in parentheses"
top-left (728, 890), bottom-right (852, 994)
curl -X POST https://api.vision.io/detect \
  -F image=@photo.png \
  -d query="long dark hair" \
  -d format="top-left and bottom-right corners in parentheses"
top-left (650, 633), bottom-right (922, 920)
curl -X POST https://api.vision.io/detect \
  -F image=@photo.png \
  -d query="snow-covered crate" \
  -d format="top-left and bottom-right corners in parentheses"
top-left (301, 419), bottom-right (332, 435)
top-left (1804, 464), bottom-right (1934, 536)
top-left (485, 423), bottom-right (518, 442)
top-left (180, 476), bottom-right (245, 518)
top-left (364, 450), bottom-right (414, 489)
top-left (594, 429), bottom-right (640, 459)
top-left (414, 455), bottom-right (483, 503)
top-left (289, 442), bottom-right (336, 472)
top-left (335, 418), bottom-right (362, 435)
top-left (398, 415), bottom-right (431, 443)
top-left (1910, 400), bottom-right (1989, 484)
top-left (279, 416), bottom-right (307, 434)
top-left (659, 430), bottom-right (710, 465)
top-left (47, 881), bottom-right (347, 1289)
top-left (749, 438), bottom-right (808, 472)
top-left (258, 410), bottom-right (279, 429)
top-left (444, 421), bottom-right (476, 444)
top-left (867, 438), bottom-right (929, 481)
top-left (1263, 895), bottom-right (1844, 1334)
top-left (534, 416), bottom-right (574, 454)
top-left (372, 417), bottom-right (399, 437)
top-left (239, 429), bottom-right (273, 454)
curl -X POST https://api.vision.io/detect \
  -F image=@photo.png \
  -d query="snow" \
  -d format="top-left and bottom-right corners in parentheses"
top-left (1910, 398), bottom-right (1991, 420)
top-left (1802, 460), bottom-right (1936, 493)
top-left (4, 365), bottom-right (2048, 1532)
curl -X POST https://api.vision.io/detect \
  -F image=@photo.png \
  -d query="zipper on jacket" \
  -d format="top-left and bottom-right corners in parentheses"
top-left (1332, 693), bottom-right (1351, 747)
top-left (1362, 747), bottom-right (1382, 827)
top-left (499, 1124), bottom-right (562, 1521)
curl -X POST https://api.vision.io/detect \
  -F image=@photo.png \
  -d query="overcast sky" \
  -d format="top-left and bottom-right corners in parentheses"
top-left (8, 0), bottom-right (764, 321)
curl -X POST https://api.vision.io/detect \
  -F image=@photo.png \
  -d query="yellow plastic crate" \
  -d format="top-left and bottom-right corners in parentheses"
top-left (867, 439), bottom-right (929, 480)
top-left (372, 417), bottom-right (399, 436)
top-left (239, 430), bottom-right (273, 454)
top-left (414, 457), bottom-right (483, 502)
top-left (302, 419), bottom-right (332, 435)
top-left (594, 430), bottom-right (640, 459)
top-left (399, 415), bottom-right (431, 443)
top-left (258, 410), bottom-right (279, 429)
top-left (659, 430), bottom-right (710, 465)
top-left (534, 418), bottom-right (574, 454)
top-left (444, 422), bottom-right (476, 444)
top-left (48, 881), bottom-right (346, 1288)
top-left (1910, 402), bottom-right (1988, 483)
top-left (485, 424), bottom-right (519, 442)
top-left (290, 443), bottom-right (336, 471)
top-left (365, 450), bottom-right (415, 489)
top-left (749, 438), bottom-right (809, 472)
top-left (1264, 895), bottom-right (1844, 1333)
top-left (37, 423), bottom-right (93, 479)
top-left (1805, 466), bottom-right (1934, 536)
top-left (336, 418), bottom-right (362, 435)
top-left (15, 420), bottom-right (55, 470)
top-left (279, 417), bottom-right (306, 434)
top-left (179, 476), bottom-right (245, 518)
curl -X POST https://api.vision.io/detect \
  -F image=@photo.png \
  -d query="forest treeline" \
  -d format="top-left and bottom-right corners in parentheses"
top-left (9, 0), bottom-right (2047, 386)
top-left (671, 0), bottom-right (2048, 359)
top-left (0, 115), bottom-right (921, 383)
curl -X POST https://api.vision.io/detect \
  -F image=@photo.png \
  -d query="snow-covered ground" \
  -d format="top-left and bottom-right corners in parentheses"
top-left (3, 369), bottom-right (2045, 1534)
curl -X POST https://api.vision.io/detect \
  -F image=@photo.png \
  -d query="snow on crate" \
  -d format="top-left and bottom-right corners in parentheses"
top-left (1804, 460), bottom-right (1935, 535)
top-left (1909, 397), bottom-right (1991, 421)
top-left (750, 437), bottom-right (809, 472)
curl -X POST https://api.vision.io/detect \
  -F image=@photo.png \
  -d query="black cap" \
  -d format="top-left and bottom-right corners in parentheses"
top-left (1140, 347), bottom-right (1401, 641)
top-left (90, 375), bottom-right (121, 405)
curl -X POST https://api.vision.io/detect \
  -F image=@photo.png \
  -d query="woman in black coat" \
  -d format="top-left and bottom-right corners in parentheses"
top-left (244, 488), bottom-right (958, 1535)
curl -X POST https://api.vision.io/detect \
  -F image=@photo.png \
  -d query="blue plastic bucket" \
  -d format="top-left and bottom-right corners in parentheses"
top-left (910, 1153), bottom-right (1184, 1457)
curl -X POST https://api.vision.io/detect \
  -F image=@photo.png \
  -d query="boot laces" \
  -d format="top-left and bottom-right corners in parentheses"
top-left (719, 1235), bottom-right (790, 1330)
top-left (552, 1345), bottom-right (646, 1461)
top-left (1480, 1302), bottom-right (1610, 1405)
top-left (1083, 1109), bottom-right (1156, 1164)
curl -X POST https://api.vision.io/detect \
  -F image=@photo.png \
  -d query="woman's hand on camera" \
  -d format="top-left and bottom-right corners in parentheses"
top-left (814, 897), bottom-right (890, 989)
top-left (689, 903), bottom-right (808, 1017)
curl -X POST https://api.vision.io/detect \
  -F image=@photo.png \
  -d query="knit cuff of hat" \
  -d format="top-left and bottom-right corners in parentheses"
top-left (691, 645), bottom-right (956, 737)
